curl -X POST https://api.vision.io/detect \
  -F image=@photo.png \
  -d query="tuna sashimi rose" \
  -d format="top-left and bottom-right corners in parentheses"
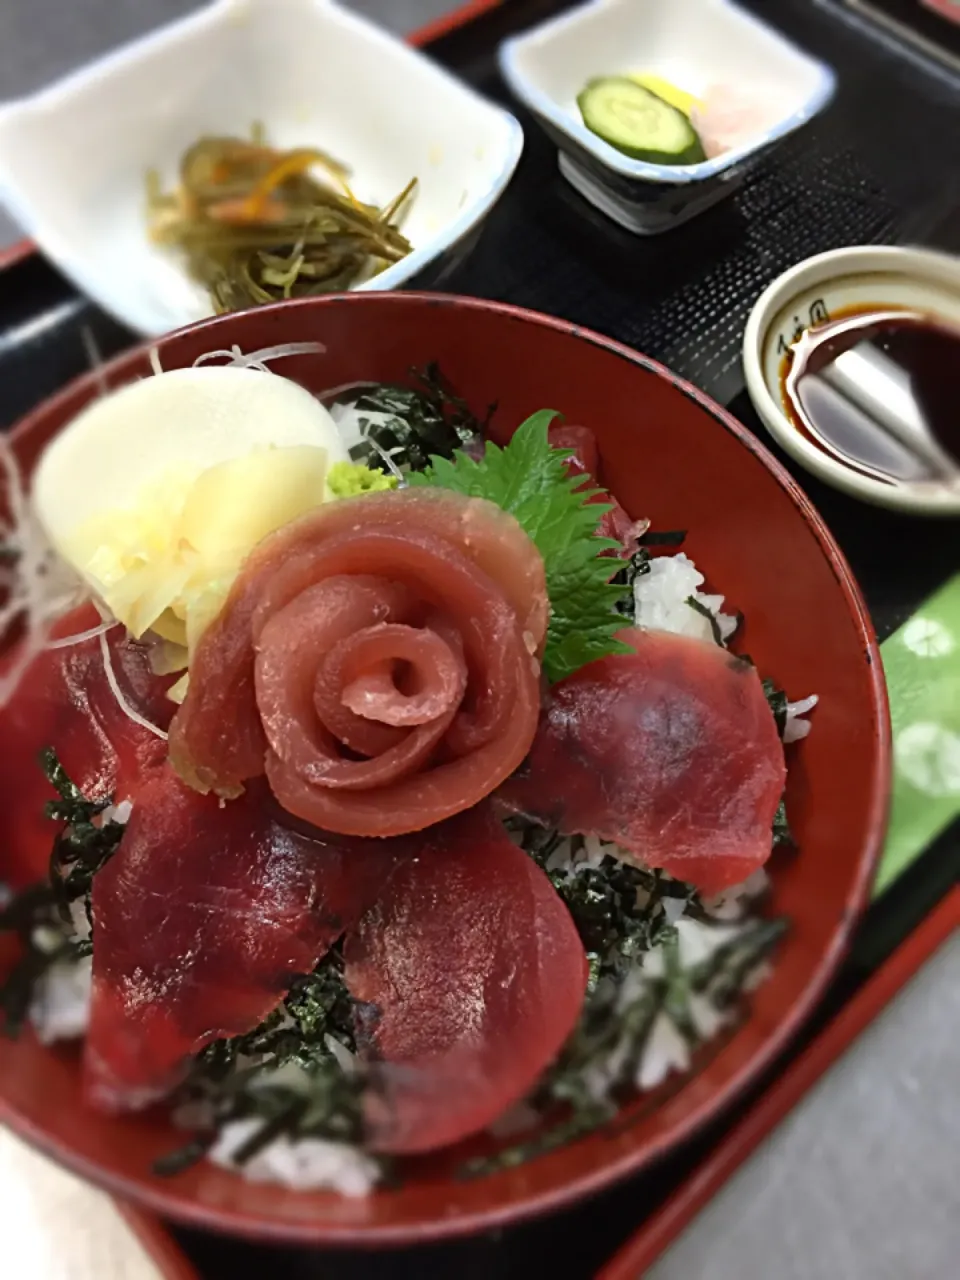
top-left (169, 488), bottom-right (549, 837)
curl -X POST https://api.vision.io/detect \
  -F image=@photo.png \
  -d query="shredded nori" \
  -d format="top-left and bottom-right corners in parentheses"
top-left (41, 748), bottom-right (126, 927)
top-left (0, 750), bottom-right (124, 1037)
top-left (517, 824), bottom-right (690, 985)
top-left (640, 529), bottom-right (687, 547)
top-left (611, 546), bottom-right (652, 613)
top-left (0, 886), bottom-right (75, 1038)
top-left (685, 594), bottom-right (725, 645)
top-left (154, 947), bottom-right (368, 1177)
top-left (761, 680), bottom-right (795, 848)
top-left (772, 798), bottom-right (793, 850)
top-left (762, 678), bottom-right (790, 738)
top-left (345, 363), bottom-right (492, 475)
top-left (461, 821), bottom-right (788, 1177)
top-left (610, 530), bottom-right (688, 616)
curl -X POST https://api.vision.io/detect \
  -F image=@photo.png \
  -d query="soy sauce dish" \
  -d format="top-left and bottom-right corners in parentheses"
top-left (0, 295), bottom-right (887, 1244)
top-left (744, 245), bottom-right (960, 515)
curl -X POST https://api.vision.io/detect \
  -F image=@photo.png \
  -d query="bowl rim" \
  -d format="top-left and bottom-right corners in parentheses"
top-left (497, 0), bottom-right (837, 186)
top-left (0, 291), bottom-right (891, 1245)
top-left (0, 0), bottom-right (524, 338)
top-left (742, 243), bottom-right (960, 517)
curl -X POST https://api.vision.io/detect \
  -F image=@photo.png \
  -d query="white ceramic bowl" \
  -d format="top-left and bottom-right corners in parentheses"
top-left (499, 0), bottom-right (835, 235)
top-left (0, 0), bottom-right (523, 338)
top-left (743, 244), bottom-right (960, 516)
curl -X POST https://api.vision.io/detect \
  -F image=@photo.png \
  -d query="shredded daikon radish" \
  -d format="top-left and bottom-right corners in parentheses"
top-left (80, 326), bottom-right (109, 400)
top-left (98, 629), bottom-right (167, 741)
top-left (328, 400), bottom-right (408, 485)
top-left (362, 435), bottom-right (406, 484)
top-left (1, 340), bottom-right (328, 712)
top-left (192, 345), bottom-right (244, 368)
top-left (0, 437), bottom-right (86, 707)
top-left (316, 379), bottom-right (380, 404)
top-left (45, 618), bottom-right (118, 650)
top-left (192, 342), bottom-right (325, 372)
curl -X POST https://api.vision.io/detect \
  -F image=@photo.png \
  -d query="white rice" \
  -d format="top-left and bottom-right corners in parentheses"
top-left (633, 552), bottom-right (739, 644)
top-left (101, 799), bottom-right (133, 826)
top-left (784, 694), bottom-right (819, 743)
top-left (23, 804), bottom-right (130, 1044)
top-left (674, 916), bottom-right (744, 970)
top-left (325, 1033), bottom-right (359, 1076)
top-left (209, 1119), bottom-right (380, 1196)
top-left (687, 991), bottom-right (730, 1040)
top-left (637, 1013), bottom-right (691, 1091)
top-left (328, 400), bottom-right (388, 453)
top-left (635, 550), bottom-right (817, 742)
top-left (538, 830), bottom-right (772, 1100)
top-left (701, 867), bottom-right (770, 921)
top-left (29, 955), bottom-right (92, 1046)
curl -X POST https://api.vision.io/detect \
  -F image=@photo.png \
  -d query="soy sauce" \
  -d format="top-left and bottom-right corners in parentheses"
top-left (780, 306), bottom-right (960, 486)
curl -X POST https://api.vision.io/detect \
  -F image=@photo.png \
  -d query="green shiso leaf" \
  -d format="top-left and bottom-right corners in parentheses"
top-left (409, 410), bottom-right (629, 683)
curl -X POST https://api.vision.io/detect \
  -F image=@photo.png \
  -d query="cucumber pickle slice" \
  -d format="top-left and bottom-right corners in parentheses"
top-left (577, 77), bottom-right (706, 166)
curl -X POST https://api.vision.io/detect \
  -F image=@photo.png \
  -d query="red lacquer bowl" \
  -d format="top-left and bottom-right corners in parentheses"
top-left (0, 294), bottom-right (889, 1245)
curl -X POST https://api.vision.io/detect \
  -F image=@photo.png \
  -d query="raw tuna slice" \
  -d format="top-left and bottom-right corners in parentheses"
top-left (548, 424), bottom-right (637, 552)
top-left (344, 805), bottom-right (588, 1154)
top-left (84, 765), bottom-right (397, 1111)
top-left (170, 489), bottom-right (545, 837)
top-left (0, 604), bottom-right (173, 884)
top-left (549, 424), bottom-right (601, 476)
top-left (499, 629), bottom-right (786, 894)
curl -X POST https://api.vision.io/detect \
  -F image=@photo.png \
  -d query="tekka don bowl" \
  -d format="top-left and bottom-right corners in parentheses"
top-left (0, 293), bottom-right (888, 1245)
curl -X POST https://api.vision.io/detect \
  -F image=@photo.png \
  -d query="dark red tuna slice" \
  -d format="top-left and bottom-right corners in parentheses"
top-left (84, 765), bottom-right (397, 1111)
top-left (548, 423), bottom-right (637, 553)
top-left (170, 489), bottom-right (545, 837)
top-left (344, 805), bottom-right (588, 1154)
top-left (499, 629), bottom-right (786, 894)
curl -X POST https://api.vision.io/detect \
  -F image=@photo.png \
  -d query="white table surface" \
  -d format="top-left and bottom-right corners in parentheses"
top-left (0, 1128), bottom-right (167, 1280)
top-left (0, 4), bottom-right (956, 1278)
top-left (646, 930), bottom-right (960, 1280)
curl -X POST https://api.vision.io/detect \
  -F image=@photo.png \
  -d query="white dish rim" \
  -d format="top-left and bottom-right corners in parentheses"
top-left (0, 0), bottom-right (525, 336)
top-left (498, 0), bottom-right (836, 187)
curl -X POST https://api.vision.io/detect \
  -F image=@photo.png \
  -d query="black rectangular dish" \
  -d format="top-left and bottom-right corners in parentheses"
top-left (0, 1), bottom-right (957, 1277)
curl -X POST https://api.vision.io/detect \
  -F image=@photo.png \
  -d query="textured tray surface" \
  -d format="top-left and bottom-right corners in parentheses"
top-left (440, 0), bottom-right (960, 404)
